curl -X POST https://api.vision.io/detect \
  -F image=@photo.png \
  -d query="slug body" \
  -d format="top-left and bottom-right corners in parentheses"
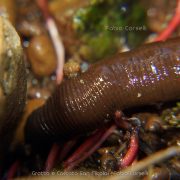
top-left (26, 38), bottom-right (180, 142)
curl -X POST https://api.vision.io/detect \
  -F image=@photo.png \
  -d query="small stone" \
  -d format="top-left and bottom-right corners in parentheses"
top-left (63, 60), bottom-right (80, 78)
top-left (27, 34), bottom-right (57, 77)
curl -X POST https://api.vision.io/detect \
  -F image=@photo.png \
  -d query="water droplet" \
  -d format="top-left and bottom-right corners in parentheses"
top-left (36, 92), bottom-right (41, 98)
top-left (99, 77), bottom-right (103, 82)
top-left (80, 79), bottom-right (84, 84)
top-left (151, 64), bottom-right (158, 74)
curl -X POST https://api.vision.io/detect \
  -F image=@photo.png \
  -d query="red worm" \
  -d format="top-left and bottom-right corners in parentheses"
top-left (64, 125), bottom-right (116, 171)
top-left (36, 0), bottom-right (65, 84)
top-left (119, 131), bottom-right (139, 169)
top-left (45, 139), bottom-right (76, 171)
top-left (155, 0), bottom-right (180, 42)
top-left (58, 139), bottom-right (77, 162)
top-left (25, 38), bottom-right (180, 143)
top-left (7, 161), bottom-right (20, 180)
top-left (64, 129), bottom-right (106, 167)
top-left (45, 143), bottom-right (61, 172)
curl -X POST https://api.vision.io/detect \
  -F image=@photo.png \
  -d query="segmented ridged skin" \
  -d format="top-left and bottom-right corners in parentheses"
top-left (26, 38), bottom-right (180, 143)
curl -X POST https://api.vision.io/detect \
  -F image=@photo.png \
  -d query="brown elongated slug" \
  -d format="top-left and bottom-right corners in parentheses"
top-left (0, 17), bottom-right (26, 164)
top-left (25, 37), bottom-right (180, 143)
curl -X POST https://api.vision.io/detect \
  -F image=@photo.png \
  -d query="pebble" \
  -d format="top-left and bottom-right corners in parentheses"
top-left (27, 34), bottom-right (57, 77)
